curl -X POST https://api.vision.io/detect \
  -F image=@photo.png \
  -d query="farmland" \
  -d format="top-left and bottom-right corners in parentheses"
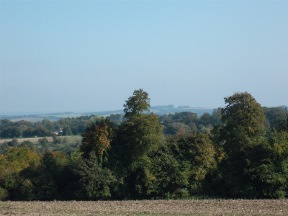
top-left (0, 136), bottom-right (81, 154)
top-left (0, 136), bottom-right (81, 145)
top-left (0, 199), bottom-right (287, 216)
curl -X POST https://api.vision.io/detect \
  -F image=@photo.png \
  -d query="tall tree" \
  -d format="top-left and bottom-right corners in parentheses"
top-left (80, 119), bottom-right (111, 165)
top-left (123, 89), bottom-right (150, 118)
top-left (76, 116), bottom-right (117, 200)
top-left (218, 92), bottom-right (266, 197)
top-left (112, 89), bottom-right (162, 198)
top-left (220, 92), bottom-right (265, 155)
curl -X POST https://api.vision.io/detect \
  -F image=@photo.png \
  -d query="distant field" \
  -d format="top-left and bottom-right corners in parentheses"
top-left (0, 136), bottom-right (82, 154)
top-left (0, 136), bottom-right (52, 144)
top-left (0, 199), bottom-right (287, 216)
top-left (0, 136), bottom-right (81, 145)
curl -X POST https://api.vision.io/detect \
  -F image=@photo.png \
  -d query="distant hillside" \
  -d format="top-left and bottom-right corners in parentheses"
top-left (0, 105), bottom-right (215, 122)
top-left (0, 112), bottom-right (84, 122)
top-left (86, 105), bottom-right (214, 117)
top-left (150, 105), bottom-right (214, 116)
top-left (2, 105), bottom-right (287, 122)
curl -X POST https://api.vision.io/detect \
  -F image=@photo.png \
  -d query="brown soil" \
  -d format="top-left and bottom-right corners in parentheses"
top-left (0, 199), bottom-right (287, 216)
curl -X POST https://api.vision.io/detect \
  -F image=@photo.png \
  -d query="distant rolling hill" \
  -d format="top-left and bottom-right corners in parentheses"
top-left (0, 105), bottom-right (215, 122)
top-left (1, 105), bottom-right (287, 122)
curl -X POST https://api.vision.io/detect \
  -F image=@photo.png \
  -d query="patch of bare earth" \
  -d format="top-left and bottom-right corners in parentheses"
top-left (0, 199), bottom-right (287, 216)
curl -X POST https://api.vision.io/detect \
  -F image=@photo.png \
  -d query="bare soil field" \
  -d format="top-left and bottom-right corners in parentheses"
top-left (0, 199), bottom-right (287, 216)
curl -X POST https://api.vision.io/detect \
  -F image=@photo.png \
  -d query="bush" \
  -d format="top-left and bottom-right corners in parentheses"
top-left (0, 187), bottom-right (8, 200)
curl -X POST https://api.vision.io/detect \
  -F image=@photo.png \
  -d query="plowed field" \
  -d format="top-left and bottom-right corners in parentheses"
top-left (1, 199), bottom-right (287, 216)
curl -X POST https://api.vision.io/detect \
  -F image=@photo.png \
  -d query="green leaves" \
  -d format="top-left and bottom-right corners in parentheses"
top-left (72, 153), bottom-right (116, 200)
top-left (115, 113), bottom-right (163, 198)
top-left (124, 89), bottom-right (150, 118)
top-left (119, 114), bottom-right (162, 166)
top-left (80, 119), bottom-right (111, 164)
top-left (220, 92), bottom-right (265, 154)
top-left (1, 90), bottom-right (287, 200)
top-left (217, 92), bottom-right (288, 198)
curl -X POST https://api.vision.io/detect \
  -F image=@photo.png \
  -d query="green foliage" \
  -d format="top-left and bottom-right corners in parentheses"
top-left (218, 132), bottom-right (288, 198)
top-left (170, 134), bottom-right (218, 195)
top-left (108, 89), bottom-right (163, 199)
top-left (264, 107), bottom-right (288, 132)
top-left (57, 116), bottom-right (91, 135)
top-left (0, 146), bottom-right (41, 200)
top-left (259, 131), bottom-right (288, 198)
top-left (0, 146), bottom-right (40, 177)
top-left (109, 114), bottom-right (123, 126)
top-left (151, 142), bottom-right (189, 198)
top-left (220, 92), bottom-right (265, 155)
top-left (115, 113), bottom-right (163, 199)
top-left (124, 89), bottom-right (150, 118)
top-left (36, 136), bottom-right (81, 154)
top-left (0, 90), bottom-right (287, 200)
top-left (0, 116), bottom-right (92, 139)
top-left (30, 152), bottom-right (69, 200)
top-left (215, 92), bottom-right (288, 198)
top-left (80, 119), bottom-right (111, 164)
top-left (38, 137), bottom-right (49, 145)
top-left (12, 151), bottom-right (73, 201)
top-left (119, 114), bottom-right (163, 168)
top-left (0, 186), bottom-right (8, 200)
top-left (72, 152), bottom-right (116, 200)
top-left (160, 111), bottom-right (221, 136)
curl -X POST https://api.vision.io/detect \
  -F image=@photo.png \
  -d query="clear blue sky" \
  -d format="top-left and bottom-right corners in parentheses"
top-left (0, 0), bottom-right (287, 114)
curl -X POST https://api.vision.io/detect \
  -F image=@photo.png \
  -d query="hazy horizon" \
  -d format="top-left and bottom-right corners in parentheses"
top-left (0, 104), bottom-right (215, 116)
top-left (1, 0), bottom-right (287, 114)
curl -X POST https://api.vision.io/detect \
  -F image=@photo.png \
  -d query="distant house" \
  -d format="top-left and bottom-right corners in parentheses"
top-left (52, 128), bottom-right (63, 136)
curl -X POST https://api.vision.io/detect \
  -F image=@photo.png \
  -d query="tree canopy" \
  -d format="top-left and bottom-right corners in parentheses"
top-left (123, 89), bottom-right (150, 118)
top-left (0, 90), bottom-right (287, 200)
top-left (220, 92), bottom-right (265, 154)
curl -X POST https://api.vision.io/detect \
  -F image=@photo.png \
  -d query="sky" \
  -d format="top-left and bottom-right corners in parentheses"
top-left (0, 0), bottom-right (287, 115)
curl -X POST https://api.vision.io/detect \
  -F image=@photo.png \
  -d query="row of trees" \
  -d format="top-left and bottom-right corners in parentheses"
top-left (0, 117), bottom-right (91, 139)
top-left (0, 89), bottom-right (288, 200)
top-left (1, 103), bottom-right (287, 140)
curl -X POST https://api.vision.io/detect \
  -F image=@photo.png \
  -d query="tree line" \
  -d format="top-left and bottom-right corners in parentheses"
top-left (0, 89), bottom-right (288, 200)
top-left (0, 116), bottom-right (91, 139)
top-left (0, 105), bottom-right (286, 140)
